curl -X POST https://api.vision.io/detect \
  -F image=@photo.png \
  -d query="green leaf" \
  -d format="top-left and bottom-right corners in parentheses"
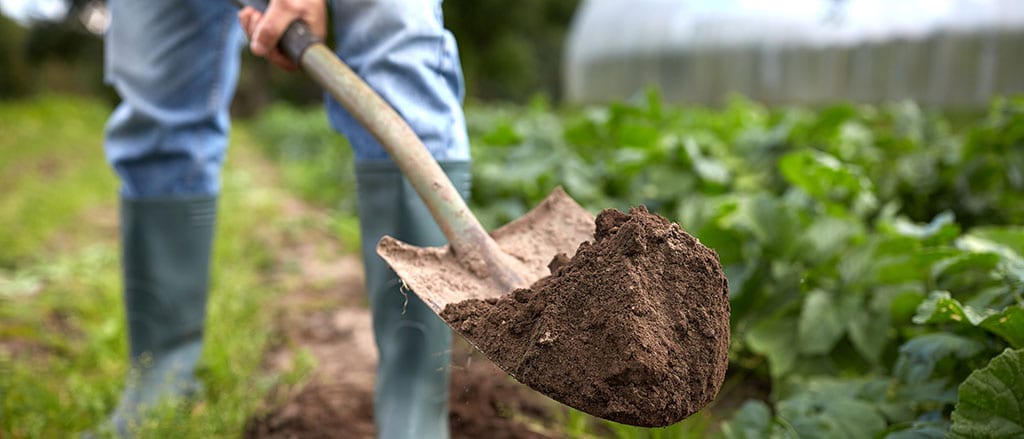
top-left (968, 226), bottom-right (1024, 256)
top-left (913, 291), bottom-right (989, 326)
top-left (720, 400), bottom-right (773, 439)
top-left (875, 245), bottom-right (961, 283)
top-left (957, 233), bottom-right (1024, 285)
top-left (847, 307), bottom-right (888, 364)
top-left (950, 348), bottom-right (1024, 439)
top-left (934, 249), bottom-right (1002, 276)
top-left (614, 122), bottom-right (660, 150)
top-left (682, 137), bottom-right (732, 186)
top-left (746, 316), bottom-right (799, 378)
top-left (890, 289), bottom-right (927, 323)
top-left (725, 195), bottom-right (802, 257)
top-left (778, 149), bottom-right (876, 209)
top-left (884, 419), bottom-right (950, 439)
top-left (778, 391), bottom-right (886, 439)
top-left (481, 121), bottom-right (522, 146)
top-left (958, 232), bottom-right (1024, 261)
top-left (914, 291), bottom-right (1024, 348)
top-left (981, 307), bottom-right (1024, 349)
top-left (561, 158), bottom-right (602, 202)
top-left (891, 211), bottom-right (958, 243)
top-left (890, 379), bottom-right (959, 412)
top-left (894, 333), bottom-right (984, 385)
top-left (798, 290), bottom-right (845, 355)
top-left (802, 216), bottom-right (863, 262)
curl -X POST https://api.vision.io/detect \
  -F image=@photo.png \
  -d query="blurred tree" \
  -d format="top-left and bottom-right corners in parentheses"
top-left (0, 14), bottom-right (32, 98)
top-left (443, 0), bottom-right (581, 102)
top-left (3, 0), bottom-right (583, 106)
top-left (1, 0), bottom-right (113, 101)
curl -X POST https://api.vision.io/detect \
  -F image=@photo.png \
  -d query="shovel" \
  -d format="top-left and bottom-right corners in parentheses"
top-left (231, 0), bottom-right (593, 345)
top-left (234, 3), bottom-right (735, 429)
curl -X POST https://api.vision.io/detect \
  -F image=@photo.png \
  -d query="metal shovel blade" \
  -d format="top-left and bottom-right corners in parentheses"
top-left (377, 187), bottom-right (594, 315)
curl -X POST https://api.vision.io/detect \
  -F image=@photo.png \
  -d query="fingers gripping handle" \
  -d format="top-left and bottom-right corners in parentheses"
top-left (233, 0), bottom-right (321, 63)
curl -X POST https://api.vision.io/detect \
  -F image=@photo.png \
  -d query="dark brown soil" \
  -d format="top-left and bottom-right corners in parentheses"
top-left (442, 206), bottom-right (731, 427)
top-left (449, 343), bottom-right (558, 439)
top-left (246, 341), bottom-right (556, 439)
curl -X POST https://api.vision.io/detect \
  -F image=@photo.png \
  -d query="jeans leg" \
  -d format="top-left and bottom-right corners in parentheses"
top-left (97, 2), bottom-right (240, 435)
top-left (326, 0), bottom-right (470, 162)
top-left (104, 0), bottom-right (243, 199)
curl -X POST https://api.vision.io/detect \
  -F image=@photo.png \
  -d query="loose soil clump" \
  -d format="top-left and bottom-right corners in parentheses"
top-left (442, 206), bottom-right (731, 427)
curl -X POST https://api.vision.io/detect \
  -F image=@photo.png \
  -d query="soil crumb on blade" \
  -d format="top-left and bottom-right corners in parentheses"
top-left (441, 206), bottom-right (730, 427)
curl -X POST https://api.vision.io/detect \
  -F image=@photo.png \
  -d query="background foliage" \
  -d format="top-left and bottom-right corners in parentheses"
top-left (443, 0), bottom-right (580, 101)
top-left (466, 93), bottom-right (1024, 437)
top-left (1, 98), bottom-right (311, 437)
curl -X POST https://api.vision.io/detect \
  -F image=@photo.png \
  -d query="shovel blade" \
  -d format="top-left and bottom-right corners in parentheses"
top-left (377, 187), bottom-right (594, 315)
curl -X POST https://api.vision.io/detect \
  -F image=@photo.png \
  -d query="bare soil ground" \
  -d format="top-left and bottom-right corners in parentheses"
top-left (242, 196), bottom-right (559, 439)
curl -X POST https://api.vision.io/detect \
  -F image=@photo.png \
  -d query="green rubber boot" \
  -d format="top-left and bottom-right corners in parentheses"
top-left (355, 161), bottom-right (470, 439)
top-left (102, 196), bottom-right (216, 437)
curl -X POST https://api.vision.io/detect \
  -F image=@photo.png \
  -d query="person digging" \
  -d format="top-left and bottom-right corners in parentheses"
top-left (91, 0), bottom-right (470, 437)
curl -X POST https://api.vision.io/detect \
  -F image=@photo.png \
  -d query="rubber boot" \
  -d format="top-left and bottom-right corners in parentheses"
top-left (102, 196), bottom-right (216, 437)
top-left (355, 161), bottom-right (470, 439)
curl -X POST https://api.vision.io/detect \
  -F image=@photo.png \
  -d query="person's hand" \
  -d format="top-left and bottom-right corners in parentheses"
top-left (238, 0), bottom-right (327, 71)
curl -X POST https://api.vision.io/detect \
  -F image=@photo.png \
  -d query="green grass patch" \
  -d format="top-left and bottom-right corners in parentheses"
top-left (0, 97), bottom-right (306, 437)
top-left (0, 95), bottom-right (117, 268)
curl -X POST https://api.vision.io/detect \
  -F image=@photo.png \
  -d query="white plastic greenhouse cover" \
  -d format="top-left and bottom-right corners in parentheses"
top-left (565, 0), bottom-right (1024, 106)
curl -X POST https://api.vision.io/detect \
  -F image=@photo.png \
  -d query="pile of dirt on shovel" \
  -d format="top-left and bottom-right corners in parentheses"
top-left (442, 206), bottom-right (731, 427)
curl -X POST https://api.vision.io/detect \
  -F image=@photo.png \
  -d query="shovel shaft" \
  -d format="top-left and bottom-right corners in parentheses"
top-left (301, 47), bottom-right (524, 289)
top-left (233, 0), bottom-right (525, 290)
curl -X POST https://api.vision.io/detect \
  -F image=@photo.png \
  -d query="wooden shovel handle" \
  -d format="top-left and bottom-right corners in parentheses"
top-left (232, 0), bottom-right (526, 290)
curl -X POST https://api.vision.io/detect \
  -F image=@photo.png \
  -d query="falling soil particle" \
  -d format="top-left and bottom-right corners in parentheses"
top-left (441, 206), bottom-right (731, 427)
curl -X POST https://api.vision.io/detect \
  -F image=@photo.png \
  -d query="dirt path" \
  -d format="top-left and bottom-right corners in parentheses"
top-left (239, 194), bottom-right (558, 438)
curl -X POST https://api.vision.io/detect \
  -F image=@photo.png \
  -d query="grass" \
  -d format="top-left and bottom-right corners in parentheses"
top-left (0, 96), bottom-right (309, 437)
top-left (0, 95), bottom-right (118, 268)
top-left (553, 407), bottom-right (715, 438)
top-left (0, 96), bottom-right (122, 435)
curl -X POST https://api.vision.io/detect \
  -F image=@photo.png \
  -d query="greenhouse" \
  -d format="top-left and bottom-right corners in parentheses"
top-left (565, 0), bottom-right (1024, 107)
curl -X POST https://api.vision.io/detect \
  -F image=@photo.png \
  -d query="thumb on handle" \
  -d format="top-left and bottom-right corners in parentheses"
top-left (233, 0), bottom-right (321, 64)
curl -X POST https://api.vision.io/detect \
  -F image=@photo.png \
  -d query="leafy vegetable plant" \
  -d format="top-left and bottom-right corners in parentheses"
top-left (462, 93), bottom-right (1024, 437)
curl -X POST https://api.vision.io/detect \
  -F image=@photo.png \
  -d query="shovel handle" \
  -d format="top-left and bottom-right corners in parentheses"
top-left (232, 0), bottom-right (526, 290)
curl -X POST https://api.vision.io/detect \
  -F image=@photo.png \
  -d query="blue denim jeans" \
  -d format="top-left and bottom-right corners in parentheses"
top-left (104, 0), bottom-right (470, 199)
